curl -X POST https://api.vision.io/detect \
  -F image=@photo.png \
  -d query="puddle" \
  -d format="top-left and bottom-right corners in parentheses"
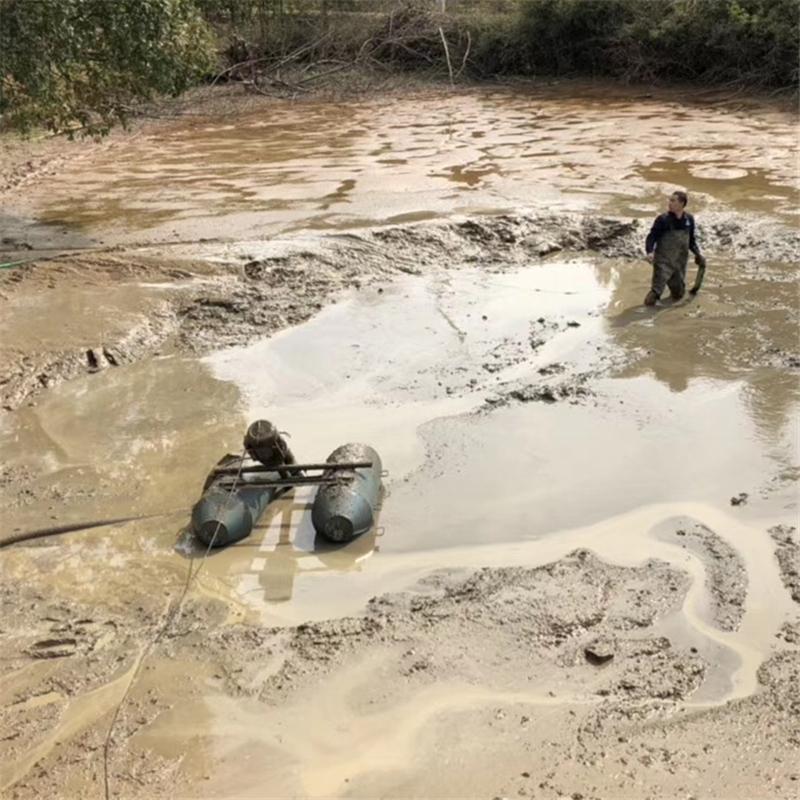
top-left (0, 283), bottom-right (168, 352)
top-left (206, 264), bottom-right (608, 475)
top-left (3, 258), bottom-right (796, 624)
top-left (181, 260), bottom-right (796, 627)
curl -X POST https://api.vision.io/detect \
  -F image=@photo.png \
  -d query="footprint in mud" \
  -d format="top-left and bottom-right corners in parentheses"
top-left (23, 617), bottom-right (118, 660)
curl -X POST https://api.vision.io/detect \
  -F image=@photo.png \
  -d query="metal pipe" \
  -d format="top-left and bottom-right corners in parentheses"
top-left (215, 476), bottom-right (353, 489)
top-left (211, 461), bottom-right (373, 476)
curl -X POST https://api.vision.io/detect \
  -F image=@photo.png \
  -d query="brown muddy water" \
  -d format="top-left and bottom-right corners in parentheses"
top-left (1, 84), bottom-right (798, 257)
top-left (1, 85), bottom-right (798, 799)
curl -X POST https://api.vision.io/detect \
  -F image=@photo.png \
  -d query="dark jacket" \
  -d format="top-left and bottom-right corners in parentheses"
top-left (645, 212), bottom-right (702, 256)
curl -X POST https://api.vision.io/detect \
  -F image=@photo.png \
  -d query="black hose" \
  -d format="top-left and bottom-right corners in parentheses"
top-left (0, 511), bottom-right (183, 550)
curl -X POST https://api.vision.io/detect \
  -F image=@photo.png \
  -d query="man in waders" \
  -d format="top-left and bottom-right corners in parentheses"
top-left (644, 190), bottom-right (706, 306)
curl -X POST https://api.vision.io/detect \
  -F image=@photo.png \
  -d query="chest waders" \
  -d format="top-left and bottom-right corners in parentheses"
top-left (651, 227), bottom-right (690, 301)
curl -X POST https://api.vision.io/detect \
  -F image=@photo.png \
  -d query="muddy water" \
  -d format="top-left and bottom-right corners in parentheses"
top-left (2, 86), bottom-right (799, 797)
top-left (195, 259), bottom-right (796, 616)
top-left (2, 84), bottom-right (798, 256)
top-left (2, 259), bottom-right (795, 626)
top-left (5, 256), bottom-right (793, 799)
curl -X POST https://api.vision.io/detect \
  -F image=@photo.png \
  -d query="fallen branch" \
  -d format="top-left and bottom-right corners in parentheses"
top-left (265, 33), bottom-right (333, 73)
top-left (370, 37), bottom-right (437, 64)
top-left (295, 63), bottom-right (352, 86)
top-left (211, 56), bottom-right (270, 87)
top-left (211, 32), bottom-right (333, 87)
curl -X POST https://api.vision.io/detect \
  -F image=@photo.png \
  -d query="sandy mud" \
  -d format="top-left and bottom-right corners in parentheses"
top-left (1, 83), bottom-right (798, 799)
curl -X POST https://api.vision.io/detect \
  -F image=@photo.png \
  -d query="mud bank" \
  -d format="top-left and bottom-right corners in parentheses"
top-left (2, 210), bottom-right (797, 411)
top-left (3, 543), bottom-right (798, 800)
top-left (658, 523), bottom-right (747, 633)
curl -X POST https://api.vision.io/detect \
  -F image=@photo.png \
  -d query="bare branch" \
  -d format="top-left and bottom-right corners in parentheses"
top-left (455, 30), bottom-right (471, 80)
top-left (438, 26), bottom-right (454, 87)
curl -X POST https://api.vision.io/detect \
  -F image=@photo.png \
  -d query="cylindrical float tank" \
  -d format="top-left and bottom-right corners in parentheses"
top-left (192, 477), bottom-right (279, 548)
top-left (312, 443), bottom-right (382, 543)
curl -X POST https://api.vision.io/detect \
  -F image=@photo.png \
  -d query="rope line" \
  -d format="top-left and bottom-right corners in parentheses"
top-left (102, 450), bottom-right (247, 800)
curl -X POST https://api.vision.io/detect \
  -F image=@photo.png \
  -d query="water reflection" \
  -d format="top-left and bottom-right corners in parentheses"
top-left (237, 488), bottom-right (378, 606)
top-left (602, 258), bottom-right (800, 441)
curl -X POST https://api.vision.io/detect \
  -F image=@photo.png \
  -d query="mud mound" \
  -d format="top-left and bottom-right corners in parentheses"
top-left (666, 522), bottom-right (748, 631)
top-left (3, 534), bottom-right (797, 799)
top-left (485, 375), bottom-right (595, 408)
top-left (191, 549), bottom-right (702, 707)
top-left (770, 525), bottom-right (800, 604)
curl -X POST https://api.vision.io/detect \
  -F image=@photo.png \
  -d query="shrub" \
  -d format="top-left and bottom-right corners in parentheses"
top-left (0, 0), bottom-right (216, 135)
top-left (516, 0), bottom-right (799, 87)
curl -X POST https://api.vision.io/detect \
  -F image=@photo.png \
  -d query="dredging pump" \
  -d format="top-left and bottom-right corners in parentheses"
top-left (190, 420), bottom-right (382, 548)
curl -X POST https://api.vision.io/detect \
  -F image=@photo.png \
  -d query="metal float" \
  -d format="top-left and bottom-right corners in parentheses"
top-left (312, 443), bottom-right (383, 543)
top-left (190, 420), bottom-right (382, 548)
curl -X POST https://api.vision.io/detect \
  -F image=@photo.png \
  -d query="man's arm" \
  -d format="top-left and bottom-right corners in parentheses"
top-left (645, 215), bottom-right (664, 255)
top-left (688, 215), bottom-right (702, 257)
top-left (688, 214), bottom-right (706, 294)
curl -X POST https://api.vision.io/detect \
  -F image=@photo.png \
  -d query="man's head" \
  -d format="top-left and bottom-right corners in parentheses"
top-left (668, 191), bottom-right (688, 215)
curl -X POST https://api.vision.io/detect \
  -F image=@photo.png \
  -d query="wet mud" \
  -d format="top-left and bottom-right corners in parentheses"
top-left (660, 522), bottom-right (747, 632)
top-left (2, 83), bottom-right (798, 254)
top-left (1, 210), bottom-right (797, 412)
top-left (1, 84), bottom-right (799, 799)
top-left (3, 533), bottom-right (798, 799)
top-left (770, 525), bottom-right (800, 604)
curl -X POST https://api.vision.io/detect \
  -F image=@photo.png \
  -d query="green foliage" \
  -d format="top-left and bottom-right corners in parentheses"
top-left (516, 0), bottom-right (799, 86)
top-left (0, 0), bottom-right (216, 135)
top-left (463, 12), bottom-right (529, 76)
top-left (199, 0), bottom-right (798, 89)
top-left (2, 0), bottom-right (793, 138)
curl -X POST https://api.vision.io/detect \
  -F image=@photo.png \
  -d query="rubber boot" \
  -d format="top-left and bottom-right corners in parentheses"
top-left (644, 290), bottom-right (659, 306)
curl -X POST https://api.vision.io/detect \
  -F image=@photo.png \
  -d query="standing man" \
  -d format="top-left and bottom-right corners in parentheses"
top-left (644, 190), bottom-right (706, 305)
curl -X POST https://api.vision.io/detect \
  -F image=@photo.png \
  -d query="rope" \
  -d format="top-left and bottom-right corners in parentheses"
top-left (101, 450), bottom-right (248, 800)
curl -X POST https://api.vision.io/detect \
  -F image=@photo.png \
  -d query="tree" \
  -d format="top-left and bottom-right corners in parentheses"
top-left (0, 0), bottom-right (216, 135)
